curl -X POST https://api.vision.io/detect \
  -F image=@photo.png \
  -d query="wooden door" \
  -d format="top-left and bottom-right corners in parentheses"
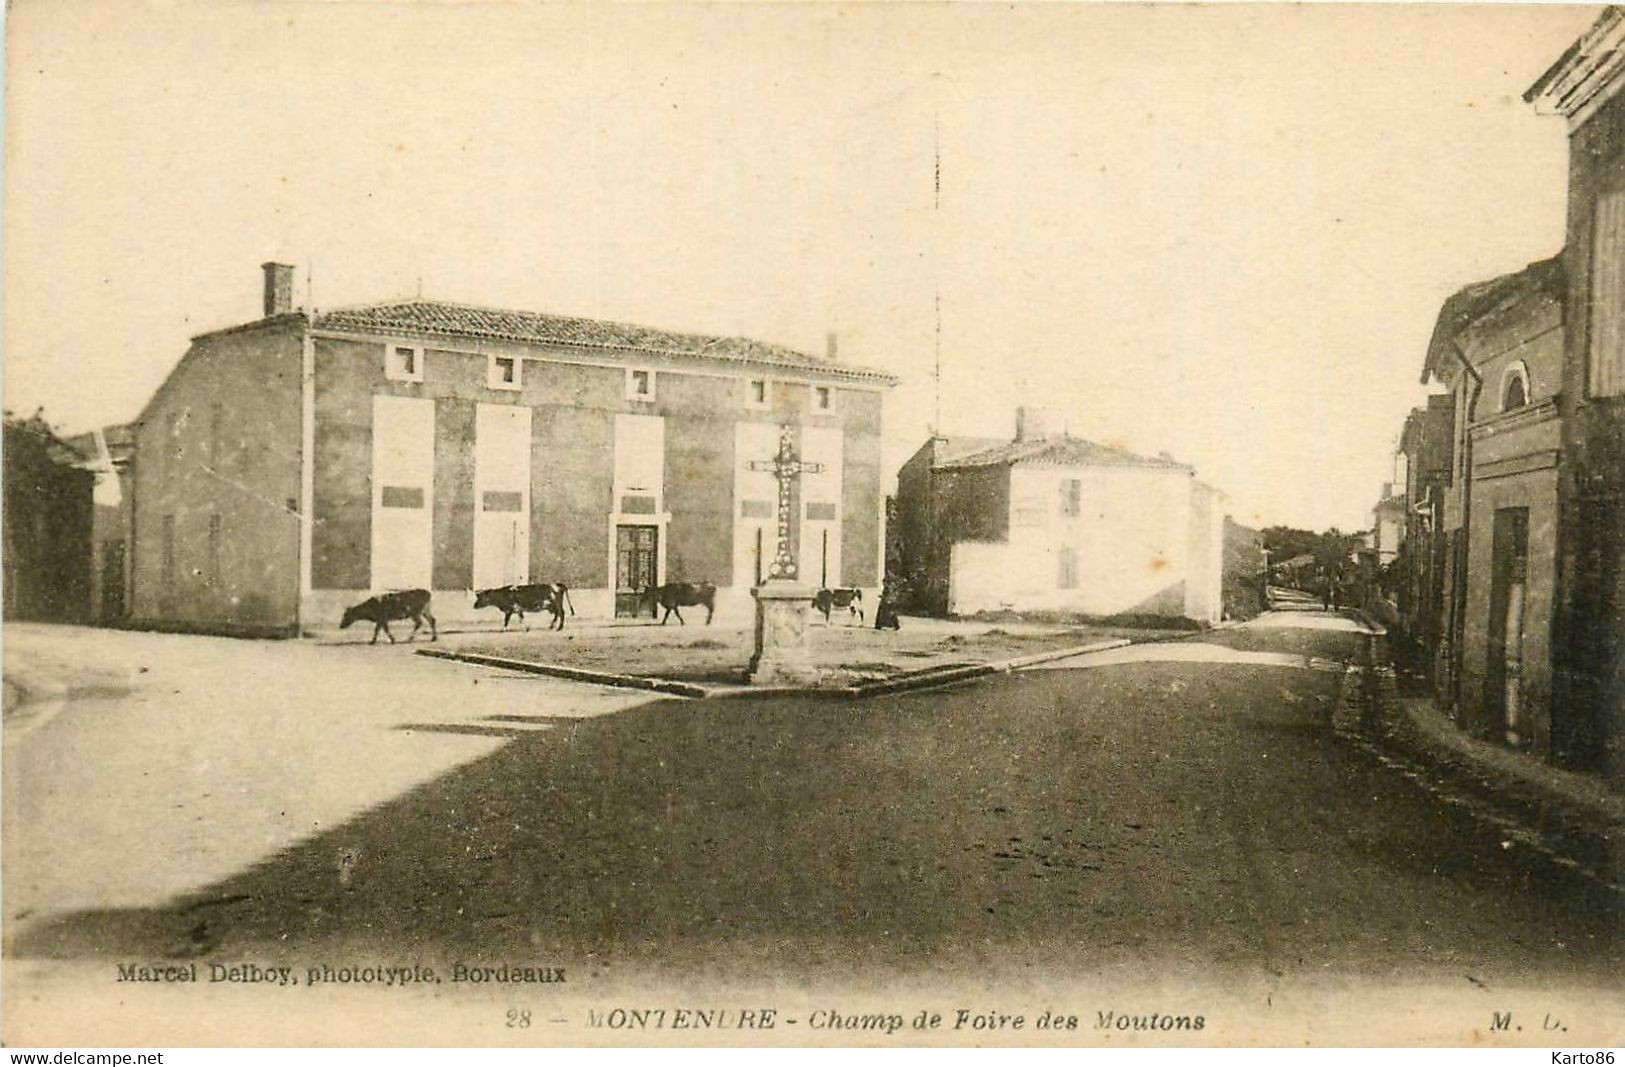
top-left (1487, 507), bottom-right (1529, 745)
top-left (615, 525), bottom-right (658, 617)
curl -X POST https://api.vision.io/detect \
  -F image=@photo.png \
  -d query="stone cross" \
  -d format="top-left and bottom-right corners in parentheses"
top-left (745, 424), bottom-right (824, 582)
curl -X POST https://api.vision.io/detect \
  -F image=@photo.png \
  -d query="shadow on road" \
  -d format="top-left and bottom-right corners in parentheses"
top-left (9, 668), bottom-right (1619, 988)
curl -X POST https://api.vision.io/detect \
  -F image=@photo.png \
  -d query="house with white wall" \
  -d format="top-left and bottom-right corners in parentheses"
top-left (894, 408), bottom-right (1227, 623)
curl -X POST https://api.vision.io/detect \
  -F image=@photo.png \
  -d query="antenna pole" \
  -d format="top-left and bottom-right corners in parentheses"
top-left (933, 101), bottom-right (942, 433)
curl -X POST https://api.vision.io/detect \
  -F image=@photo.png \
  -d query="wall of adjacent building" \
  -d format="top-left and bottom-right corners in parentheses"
top-left (925, 464), bottom-right (1009, 615)
top-left (892, 440), bottom-right (945, 612)
top-left (1183, 482), bottom-right (1224, 624)
top-left (1452, 286), bottom-right (1564, 753)
top-left (129, 319), bottom-right (304, 633)
top-left (1459, 462), bottom-right (1559, 754)
top-left (1557, 86), bottom-right (1625, 774)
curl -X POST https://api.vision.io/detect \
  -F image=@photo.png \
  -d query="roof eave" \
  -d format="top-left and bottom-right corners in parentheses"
top-left (310, 311), bottom-right (898, 385)
top-left (189, 311), bottom-right (309, 344)
top-left (1525, 8), bottom-right (1625, 127)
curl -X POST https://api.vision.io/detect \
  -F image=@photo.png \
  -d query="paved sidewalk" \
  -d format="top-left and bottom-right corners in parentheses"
top-left (1351, 647), bottom-right (1622, 892)
top-left (1389, 694), bottom-right (1625, 836)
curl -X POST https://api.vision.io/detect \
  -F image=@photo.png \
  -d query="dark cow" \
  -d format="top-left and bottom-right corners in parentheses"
top-left (473, 582), bottom-right (574, 631)
top-left (340, 588), bottom-right (437, 644)
top-left (644, 581), bottom-right (716, 625)
top-left (813, 587), bottom-right (864, 625)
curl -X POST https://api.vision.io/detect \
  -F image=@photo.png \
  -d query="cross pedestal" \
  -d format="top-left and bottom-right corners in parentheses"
top-left (745, 424), bottom-right (824, 686)
top-left (748, 579), bottom-right (819, 686)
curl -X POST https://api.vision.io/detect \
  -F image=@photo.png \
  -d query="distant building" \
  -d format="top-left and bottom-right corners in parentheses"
top-left (66, 424), bottom-right (136, 624)
top-left (2, 413), bottom-right (95, 623)
top-left (894, 407), bottom-right (1226, 623)
top-left (1370, 484), bottom-right (1407, 566)
top-left (1391, 394), bottom-right (1455, 685)
top-left (127, 263), bottom-right (896, 634)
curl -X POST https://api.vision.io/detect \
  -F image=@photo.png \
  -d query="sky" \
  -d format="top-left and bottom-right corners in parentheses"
top-left (2, 1), bottom-right (1601, 532)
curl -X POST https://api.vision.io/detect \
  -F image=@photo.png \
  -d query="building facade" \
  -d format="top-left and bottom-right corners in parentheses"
top-left (65, 425), bottom-right (136, 625)
top-left (128, 264), bottom-right (895, 633)
top-left (895, 409), bottom-right (1227, 622)
top-left (1422, 256), bottom-right (1567, 754)
top-left (1527, 7), bottom-right (1625, 776)
top-left (1390, 394), bottom-right (1455, 684)
top-left (1370, 486), bottom-right (1408, 567)
top-left (1390, 10), bottom-right (1625, 773)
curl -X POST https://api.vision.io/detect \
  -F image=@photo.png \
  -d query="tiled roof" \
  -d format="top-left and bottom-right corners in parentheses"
top-left (931, 435), bottom-right (1009, 465)
top-left (64, 423), bottom-right (135, 465)
top-left (313, 300), bottom-right (898, 384)
top-left (935, 434), bottom-right (1191, 472)
top-left (1421, 257), bottom-right (1564, 384)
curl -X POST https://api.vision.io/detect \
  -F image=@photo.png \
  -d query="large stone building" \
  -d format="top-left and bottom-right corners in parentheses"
top-left (894, 408), bottom-right (1227, 622)
top-left (127, 264), bottom-right (896, 633)
top-left (1422, 256), bottom-right (1567, 754)
top-left (1527, 6), bottom-right (1625, 775)
top-left (1384, 6), bottom-right (1625, 774)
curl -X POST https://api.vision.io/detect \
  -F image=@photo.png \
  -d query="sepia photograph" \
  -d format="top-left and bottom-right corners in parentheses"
top-left (2, 0), bottom-right (1621, 1051)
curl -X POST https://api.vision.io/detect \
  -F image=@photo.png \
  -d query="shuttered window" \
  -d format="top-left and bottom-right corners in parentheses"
top-left (380, 486), bottom-right (424, 508)
top-left (482, 491), bottom-right (524, 512)
top-left (1058, 547), bottom-right (1079, 589)
top-left (619, 494), bottom-right (658, 515)
top-left (1060, 478), bottom-right (1082, 517)
top-left (207, 513), bottom-right (221, 585)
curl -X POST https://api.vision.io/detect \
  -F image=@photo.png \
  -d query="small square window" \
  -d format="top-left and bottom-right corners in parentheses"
top-left (386, 344), bottom-right (423, 382)
top-left (747, 379), bottom-right (769, 409)
top-left (487, 354), bottom-right (522, 391)
top-left (812, 385), bottom-right (834, 412)
top-left (627, 368), bottom-right (655, 401)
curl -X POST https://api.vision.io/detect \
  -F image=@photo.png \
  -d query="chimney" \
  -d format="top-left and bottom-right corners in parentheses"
top-left (1014, 405), bottom-right (1049, 442)
top-left (826, 331), bottom-right (838, 361)
top-left (262, 262), bottom-right (294, 318)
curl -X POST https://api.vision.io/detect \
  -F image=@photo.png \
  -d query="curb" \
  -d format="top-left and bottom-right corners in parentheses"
top-left (1345, 608), bottom-right (1389, 637)
top-left (992, 637), bottom-right (1132, 671)
top-left (414, 649), bottom-right (710, 698)
top-left (416, 636), bottom-right (1137, 702)
top-left (1335, 634), bottom-right (1621, 897)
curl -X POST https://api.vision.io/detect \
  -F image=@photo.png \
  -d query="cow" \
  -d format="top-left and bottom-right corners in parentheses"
top-left (473, 582), bottom-right (574, 631)
top-left (813, 587), bottom-right (865, 625)
top-left (340, 588), bottom-right (437, 644)
top-left (643, 581), bottom-right (716, 625)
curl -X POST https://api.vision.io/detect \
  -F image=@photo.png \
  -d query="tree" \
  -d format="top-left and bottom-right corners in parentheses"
top-left (3, 408), bottom-right (95, 621)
